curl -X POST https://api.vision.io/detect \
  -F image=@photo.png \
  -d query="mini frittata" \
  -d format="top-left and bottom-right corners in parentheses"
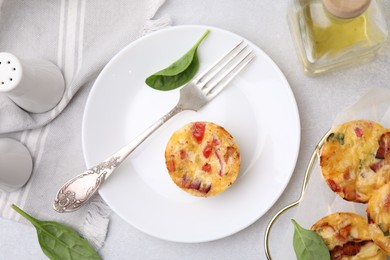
top-left (320, 120), bottom-right (390, 203)
top-left (311, 212), bottom-right (386, 260)
top-left (367, 182), bottom-right (390, 255)
top-left (165, 122), bottom-right (240, 197)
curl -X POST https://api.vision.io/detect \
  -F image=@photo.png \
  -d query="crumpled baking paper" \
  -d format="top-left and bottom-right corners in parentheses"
top-left (273, 87), bottom-right (390, 259)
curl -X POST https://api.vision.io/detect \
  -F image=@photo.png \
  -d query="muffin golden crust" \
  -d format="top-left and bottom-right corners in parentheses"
top-left (367, 182), bottom-right (390, 255)
top-left (311, 212), bottom-right (386, 260)
top-left (320, 120), bottom-right (390, 203)
top-left (165, 122), bottom-right (240, 197)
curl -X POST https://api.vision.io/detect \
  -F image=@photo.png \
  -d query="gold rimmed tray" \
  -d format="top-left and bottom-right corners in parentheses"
top-left (263, 130), bottom-right (331, 259)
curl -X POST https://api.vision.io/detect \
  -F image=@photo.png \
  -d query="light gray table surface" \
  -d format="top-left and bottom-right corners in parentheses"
top-left (1, 0), bottom-right (390, 259)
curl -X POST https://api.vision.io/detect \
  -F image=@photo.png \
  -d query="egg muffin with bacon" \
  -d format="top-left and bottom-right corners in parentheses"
top-left (367, 182), bottom-right (390, 255)
top-left (165, 122), bottom-right (240, 197)
top-left (320, 120), bottom-right (390, 203)
top-left (311, 212), bottom-right (386, 260)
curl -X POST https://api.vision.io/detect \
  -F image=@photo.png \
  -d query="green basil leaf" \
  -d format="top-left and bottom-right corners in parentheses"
top-left (145, 29), bottom-right (210, 91)
top-left (292, 219), bottom-right (330, 260)
top-left (12, 204), bottom-right (100, 260)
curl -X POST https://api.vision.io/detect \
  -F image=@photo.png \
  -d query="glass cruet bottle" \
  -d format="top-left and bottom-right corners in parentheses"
top-left (288, 0), bottom-right (388, 75)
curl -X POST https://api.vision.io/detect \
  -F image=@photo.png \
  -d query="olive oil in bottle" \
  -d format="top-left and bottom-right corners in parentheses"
top-left (288, 0), bottom-right (388, 75)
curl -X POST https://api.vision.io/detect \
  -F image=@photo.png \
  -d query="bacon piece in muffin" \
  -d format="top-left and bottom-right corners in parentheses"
top-left (311, 212), bottom-right (386, 260)
top-left (165, 122), bottom-right (240, 197)
top-left (320, 120), bottom-right (390, 203)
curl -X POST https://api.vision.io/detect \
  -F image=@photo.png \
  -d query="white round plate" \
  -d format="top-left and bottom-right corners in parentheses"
top-left (82, 25), bottom-right (300, 243)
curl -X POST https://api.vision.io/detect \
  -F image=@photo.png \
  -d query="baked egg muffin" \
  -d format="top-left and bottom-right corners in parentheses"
top-left (367, 182), bottom-right (390, 255)
top-left (311, 212), bottom-right (386, 260)
top-left (320, 120), bottom-right (390, 203)
top-left (165, 122), bottom-right (240, 197)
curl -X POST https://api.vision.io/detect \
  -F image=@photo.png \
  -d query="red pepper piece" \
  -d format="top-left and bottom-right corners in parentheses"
top-left (201, 163), bottom-right (212, 173)
top-left (203, 145), bottom-right (213, 158)
top-left (180, 149), bottom-right (187, 160)
top-left (191, 122), bottom-right (206, 144)
top-left (167, 159), bottom-right (175, 172)
top-left (354, 127), bottom-right (363, 137)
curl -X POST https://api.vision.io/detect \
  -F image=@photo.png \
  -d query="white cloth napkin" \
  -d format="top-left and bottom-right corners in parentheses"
top-left (0, 0), bottom-right (170, 249)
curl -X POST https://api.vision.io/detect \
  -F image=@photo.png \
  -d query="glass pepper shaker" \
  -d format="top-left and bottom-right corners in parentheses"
top-left (288, 0), bottom-right (388, 75)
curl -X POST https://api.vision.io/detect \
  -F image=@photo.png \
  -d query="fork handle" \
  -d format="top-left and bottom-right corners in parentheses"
top-left (54, 104), bottom-right (184, 213)
top-left (111, 104), bottom-right (184, 167)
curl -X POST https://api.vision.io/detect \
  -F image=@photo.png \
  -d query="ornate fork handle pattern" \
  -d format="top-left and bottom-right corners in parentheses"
top-left (54, 105), bottom-right (185, 213)
top-left (54, 157), bottom-right (120, 212)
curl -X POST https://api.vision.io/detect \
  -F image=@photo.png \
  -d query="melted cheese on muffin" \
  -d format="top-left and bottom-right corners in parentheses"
top-left (165, 122), bottom-right (240, 197)
top-left (311, 212), bottom-right (386, 260)
top-left (320, 120), bottom-right (390, 203)
top-left (367, 182), bottom-right (390, 255)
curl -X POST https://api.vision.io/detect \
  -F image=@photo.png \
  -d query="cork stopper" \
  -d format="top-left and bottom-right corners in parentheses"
top-left (322, 0), bottom-right (371, 19)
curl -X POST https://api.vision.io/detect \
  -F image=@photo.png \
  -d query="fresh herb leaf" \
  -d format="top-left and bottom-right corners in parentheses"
top-left (379, 224), bottom-right (390, 236)
top-left (326, 133), bottom-right (334, 142)
top-left (335, 133), bottom-right (345, 145)
top-left (359, 159), bottom-right (364, 171)
top-left (11, 204), bottom-right (100, 260)
top-left (292, 219), bottom-right (330, 260)
top-left (326, 132), bottom-right (344, 145)
top-left (145, 29), bottom-right (210, 91)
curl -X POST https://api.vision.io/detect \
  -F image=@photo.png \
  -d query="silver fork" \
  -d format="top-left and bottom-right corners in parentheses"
top-left (54, 41), bottom-right (255, 213)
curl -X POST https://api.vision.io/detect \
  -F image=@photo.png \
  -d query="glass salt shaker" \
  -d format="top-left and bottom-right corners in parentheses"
top-left (0, 52), bottom-right (65, 113)
top-left (288, 0), bottom-right (388, 75)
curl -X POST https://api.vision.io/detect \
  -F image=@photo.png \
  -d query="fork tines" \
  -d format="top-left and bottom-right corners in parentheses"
top-left (195, 40), bottom-right (255, 98)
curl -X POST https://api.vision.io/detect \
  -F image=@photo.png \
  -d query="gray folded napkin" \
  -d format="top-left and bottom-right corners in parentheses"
top-left (0, 0), bottom-right (170, 249)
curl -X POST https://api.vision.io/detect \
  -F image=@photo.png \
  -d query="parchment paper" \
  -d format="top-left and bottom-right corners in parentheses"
top-left (275, 87), bottom-right (390, 259)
